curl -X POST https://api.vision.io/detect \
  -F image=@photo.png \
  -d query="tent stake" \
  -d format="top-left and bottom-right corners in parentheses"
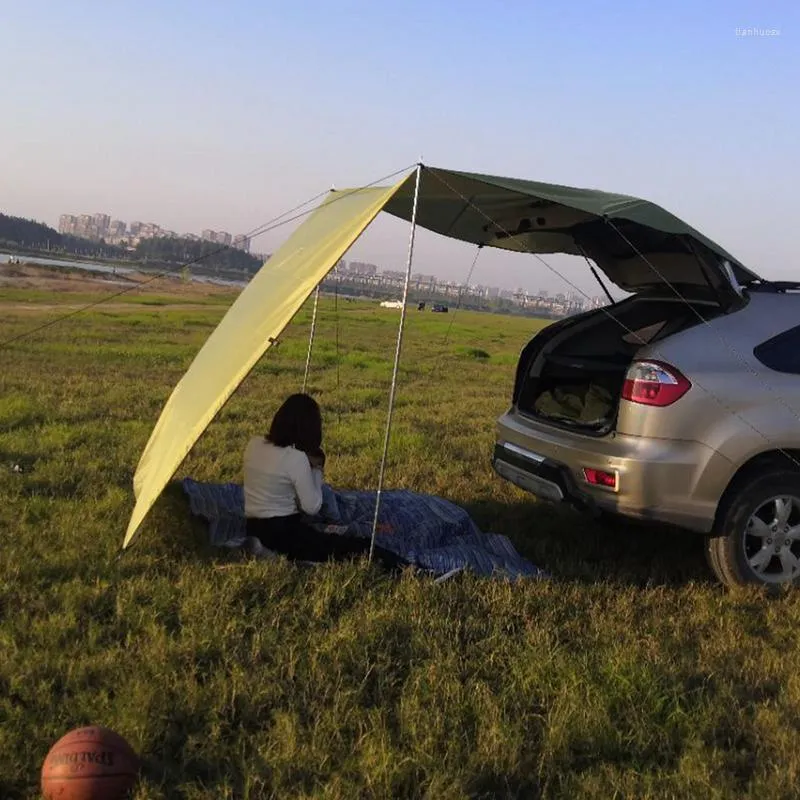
top-left (302, 284), bottom-right (321, 393)
top-left (369, 163), bottom-right (423, 562)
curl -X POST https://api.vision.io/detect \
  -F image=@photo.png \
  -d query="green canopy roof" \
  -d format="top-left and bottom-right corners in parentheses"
top-left (383, 166), bottom-right (758, 294)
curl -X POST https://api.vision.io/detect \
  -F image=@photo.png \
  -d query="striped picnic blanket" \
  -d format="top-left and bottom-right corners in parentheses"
top-left (182, 478), bottom-right (545, 580)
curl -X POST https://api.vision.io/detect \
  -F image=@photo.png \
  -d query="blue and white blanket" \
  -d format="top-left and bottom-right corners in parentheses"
top-left (182, 478), bottom-right (545, 580)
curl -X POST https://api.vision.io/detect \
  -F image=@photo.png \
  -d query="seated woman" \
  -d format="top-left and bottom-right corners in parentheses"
top-left (244, 393), bottom-right (409, 571)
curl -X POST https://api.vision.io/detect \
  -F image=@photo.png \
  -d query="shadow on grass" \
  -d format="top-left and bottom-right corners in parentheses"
top-left (135, 481), bottom-right (231, 561)
top-left (139, 482), bottom-right (711, 588)
top-left (465, 772), bottom-right (542, 800)
top-left (139, 716), bottom-right (243, 797)
top-left (0, 447), bottom-right (37, 473)
top-left (465, 497), bottom-right (711, 588)
top-left (98, 482), bottom-right (245, 584)
top-left (0, 778), bottom-right (27, 800)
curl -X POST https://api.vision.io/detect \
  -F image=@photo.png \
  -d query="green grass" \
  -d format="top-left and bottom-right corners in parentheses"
top-left (2, 296), bottom-right (800, 799)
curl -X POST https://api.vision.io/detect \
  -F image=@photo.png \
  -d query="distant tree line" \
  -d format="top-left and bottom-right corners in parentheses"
top-left (135, 237), bottom-right (262, 273)
top-left (0, 212), bottom-right (264, 274)
top-left (0, 213), bottom-right (127, 259)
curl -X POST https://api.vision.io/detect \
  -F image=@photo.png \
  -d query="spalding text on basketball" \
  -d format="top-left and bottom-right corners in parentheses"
top-left (48, 751), bottom-right (116, 768)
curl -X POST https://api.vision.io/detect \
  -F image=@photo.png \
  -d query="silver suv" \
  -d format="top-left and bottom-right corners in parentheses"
top-left (493, 277), bottom-right (800, 588)
top-left (376, 164), bottom-right (794, 588)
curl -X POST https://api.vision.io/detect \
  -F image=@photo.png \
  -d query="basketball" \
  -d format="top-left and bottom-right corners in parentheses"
top-left (41, 726), bottom-right (139, 800)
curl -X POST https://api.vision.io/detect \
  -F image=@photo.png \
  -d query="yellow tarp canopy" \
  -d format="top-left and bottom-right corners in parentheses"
top-left (123, 178), bottom-right (408, 548)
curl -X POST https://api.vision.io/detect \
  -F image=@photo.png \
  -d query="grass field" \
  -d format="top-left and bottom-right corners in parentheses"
top-left (2, 276), bottom-right (800, 799)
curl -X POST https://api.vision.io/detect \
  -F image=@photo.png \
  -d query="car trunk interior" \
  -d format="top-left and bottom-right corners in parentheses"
top-left (516, 297), bottom-right (726, 435)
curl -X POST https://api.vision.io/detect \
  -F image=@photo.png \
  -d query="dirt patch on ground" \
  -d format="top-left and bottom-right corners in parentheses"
top-left (0, 262), bottom-right (240, 301)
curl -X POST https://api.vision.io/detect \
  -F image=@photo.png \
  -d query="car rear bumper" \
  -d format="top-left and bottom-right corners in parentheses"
top-left (492, 441), bottom-right (598, 511)
top-left (493, 410), bottom-right (731, 533)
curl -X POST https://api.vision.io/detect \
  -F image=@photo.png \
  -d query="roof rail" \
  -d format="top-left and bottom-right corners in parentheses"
top-left (749, 280), bottom-right (800, 293)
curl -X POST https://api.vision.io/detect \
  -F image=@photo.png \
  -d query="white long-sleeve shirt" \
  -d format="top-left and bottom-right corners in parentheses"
top-left (243, 437), bottom-right (323, 518)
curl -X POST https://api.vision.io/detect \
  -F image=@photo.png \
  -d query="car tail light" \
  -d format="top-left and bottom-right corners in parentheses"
top-left (622, 360), bottom-right (691, 407)
top-left (583, 467), bottom-right (618, 490)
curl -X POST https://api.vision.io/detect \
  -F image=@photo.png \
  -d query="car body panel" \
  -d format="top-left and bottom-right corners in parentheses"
top-left (494, 290), bottom-right (800, 534)
top-left (495, 410), bottom-right (731, 531)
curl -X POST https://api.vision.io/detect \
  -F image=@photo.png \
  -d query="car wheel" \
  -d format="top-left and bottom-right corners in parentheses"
top-left (707, 471), bottom-right (800, 587)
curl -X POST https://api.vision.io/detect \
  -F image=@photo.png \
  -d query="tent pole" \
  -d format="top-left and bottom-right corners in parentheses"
top-left (302, 284), bottom-right (321, 393)
top-left (369, 163), bottom-right (423, 562)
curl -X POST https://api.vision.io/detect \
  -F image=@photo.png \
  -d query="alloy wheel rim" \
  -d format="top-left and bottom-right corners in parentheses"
top-left (743, 495), bottom-right (800, 583)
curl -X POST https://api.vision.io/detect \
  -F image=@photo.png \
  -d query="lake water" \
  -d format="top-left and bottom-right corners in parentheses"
top-left (0, 252), bottom-right (134, 276)
top-left (0, 253), bottom-right (247, 288)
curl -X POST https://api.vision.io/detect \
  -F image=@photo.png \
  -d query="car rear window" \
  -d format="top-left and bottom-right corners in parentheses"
top-left (754, 325), bottom-right (800, 374)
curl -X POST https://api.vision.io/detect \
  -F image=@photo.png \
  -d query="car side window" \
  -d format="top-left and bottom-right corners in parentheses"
top-left (754, 325), bottom-right (800, 374)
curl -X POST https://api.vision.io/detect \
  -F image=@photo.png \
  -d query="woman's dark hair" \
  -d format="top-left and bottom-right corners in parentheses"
top-left (266, 393), bottom-right (322, 454)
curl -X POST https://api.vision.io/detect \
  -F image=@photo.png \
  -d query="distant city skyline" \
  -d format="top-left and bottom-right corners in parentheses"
top-left (17, 200), bottom-right (630, 297)
top-left (41, 203), bottom-right (609, 306)
top-left (322, 260), bottom-right (610, 315)
top-left (57, 210), bottom-right (253, 253)
top-left (4, 198), bottom-right (611, 312)
top-left (44, 202), bottom-right (618, 296)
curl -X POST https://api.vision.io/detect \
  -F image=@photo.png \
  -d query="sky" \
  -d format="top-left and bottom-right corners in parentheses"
top-left (1, 0), bottom-right (797, 295)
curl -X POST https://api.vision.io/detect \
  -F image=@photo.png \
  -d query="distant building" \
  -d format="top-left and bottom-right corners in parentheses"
top-left (92, 214), bottom-right (110, 237)
top-left (412, 273), bottom-right (436, 289)
top-left (232, 234), bottom-right (251, 253)
top-left (348, 261), bottom-right (378, 276)
top-left (437, 281), bottom-right (462, 297)
top-left (382, 270), bottom-right (405, 282)
top-left (57, 212), bottom-right (117, 241)
top-left (75, 214), bottom-right (93, 238)
top-left (199, 229), bottom-right (232, 246)
top-left (109, 220), bottom-right (126, 237)
top-left (137, 222), bottom-right (161, 240)
top-left (58, 214), bottom-right (77, 235)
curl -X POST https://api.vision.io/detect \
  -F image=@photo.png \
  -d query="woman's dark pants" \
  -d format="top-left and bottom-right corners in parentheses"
top-left (246, 515), bottom-right (409, 572)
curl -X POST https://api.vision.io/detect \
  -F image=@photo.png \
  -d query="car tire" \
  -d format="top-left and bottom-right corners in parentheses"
top-left (706, 470), bottom-right (800, 588)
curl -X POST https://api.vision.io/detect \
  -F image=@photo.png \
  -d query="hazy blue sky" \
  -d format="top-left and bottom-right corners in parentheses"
top-left (2, 0), bottom-right (796, 294)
